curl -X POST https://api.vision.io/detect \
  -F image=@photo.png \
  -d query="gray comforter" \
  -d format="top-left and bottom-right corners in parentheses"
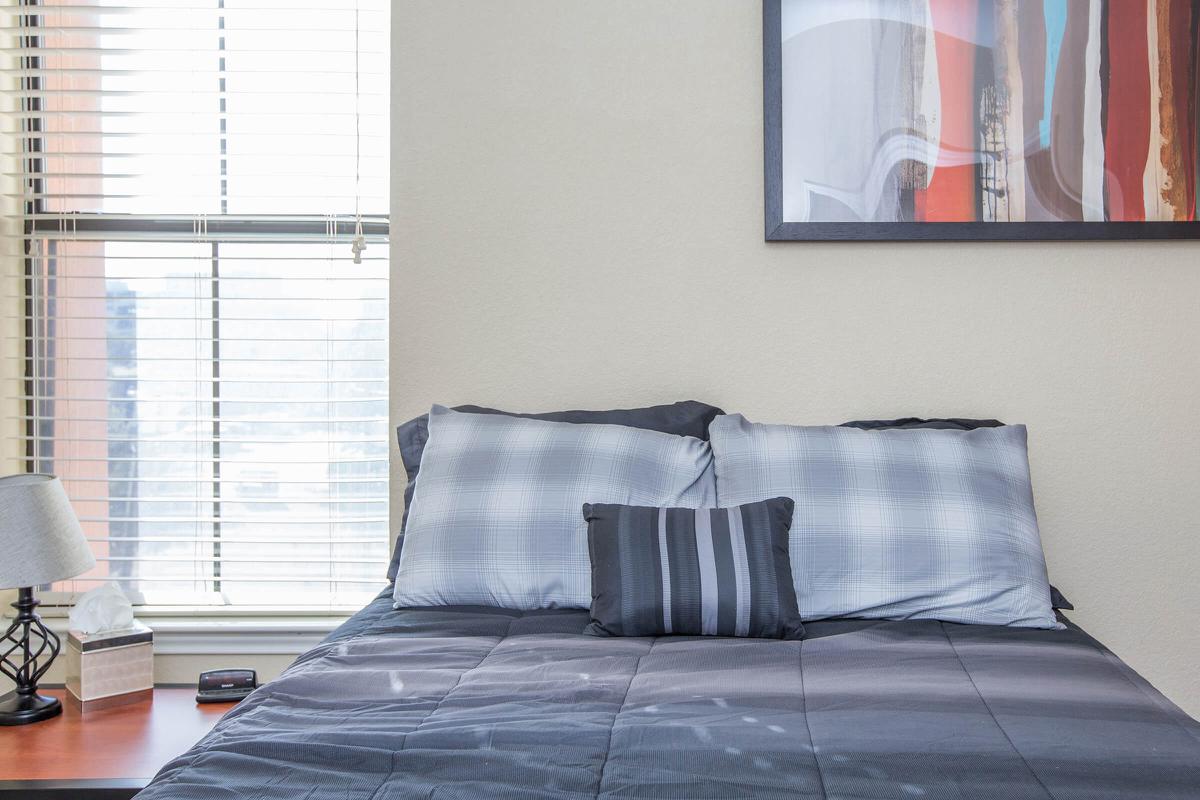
top-left (136, 592), bottom-right (1200, 799)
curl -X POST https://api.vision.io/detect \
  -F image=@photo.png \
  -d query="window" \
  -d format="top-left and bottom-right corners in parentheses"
top-left (1, 1), bottom-right (390, 608)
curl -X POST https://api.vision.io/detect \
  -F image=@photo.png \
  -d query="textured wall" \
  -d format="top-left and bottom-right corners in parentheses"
top-left (391, 1), bottom-right (1200, 716)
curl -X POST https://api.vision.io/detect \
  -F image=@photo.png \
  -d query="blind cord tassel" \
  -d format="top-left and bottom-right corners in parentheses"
top-left (351, 218), bottom-right (366, 264)
top-left (350, 1), bottom-right (365, 266)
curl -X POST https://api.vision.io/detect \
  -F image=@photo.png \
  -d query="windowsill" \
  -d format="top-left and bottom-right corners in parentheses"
top-left (9, 610), bottom-right (352, 656)
top-left (36, 604), bottom-right (364, 619)
top-left (6, 589), bottom-right (388, 655)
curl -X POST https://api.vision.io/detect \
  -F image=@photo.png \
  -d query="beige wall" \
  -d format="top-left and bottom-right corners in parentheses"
top-left (392, 0), bottom-right (1200, 717)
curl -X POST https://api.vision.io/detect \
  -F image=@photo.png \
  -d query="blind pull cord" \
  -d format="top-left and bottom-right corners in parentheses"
top-left (351, 0), bottom-right (365, 265)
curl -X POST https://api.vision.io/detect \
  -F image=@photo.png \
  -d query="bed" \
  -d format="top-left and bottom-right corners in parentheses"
top-left (136, 589), bottom-right (1200, 799)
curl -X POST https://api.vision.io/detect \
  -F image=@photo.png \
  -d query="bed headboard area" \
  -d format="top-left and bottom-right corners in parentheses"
top-left (389, 1), bottom-right (1200, 718)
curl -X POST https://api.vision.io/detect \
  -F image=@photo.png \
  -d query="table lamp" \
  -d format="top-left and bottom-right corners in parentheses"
top-left (0, 474), bottom-right (96, 724)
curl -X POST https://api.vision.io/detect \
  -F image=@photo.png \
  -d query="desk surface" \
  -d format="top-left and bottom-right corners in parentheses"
top-left (0, 688), bottom-right (234, 798)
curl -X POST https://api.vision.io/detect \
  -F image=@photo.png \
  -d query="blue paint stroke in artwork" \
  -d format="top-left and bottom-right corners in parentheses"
top-left (1041, 0), bottom-right (1068, 149)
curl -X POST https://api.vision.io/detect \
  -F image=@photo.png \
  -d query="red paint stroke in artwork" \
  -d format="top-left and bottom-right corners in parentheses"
top-left (915, 0), bottom-right (979, 222)
top-left (1104, 2), bottom-right (1151, 221)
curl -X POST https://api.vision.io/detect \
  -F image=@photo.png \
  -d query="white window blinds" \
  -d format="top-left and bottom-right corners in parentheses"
top-left (1, 0), bottom-right (390, 608)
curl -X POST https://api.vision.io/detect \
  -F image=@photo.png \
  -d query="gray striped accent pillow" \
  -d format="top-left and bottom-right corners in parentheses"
top-left (583, 498), bottom-right (804, 640)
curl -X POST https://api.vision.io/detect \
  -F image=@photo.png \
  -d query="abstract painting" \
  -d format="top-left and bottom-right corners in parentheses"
top-left (763, 0), bottom-right (1200, 240)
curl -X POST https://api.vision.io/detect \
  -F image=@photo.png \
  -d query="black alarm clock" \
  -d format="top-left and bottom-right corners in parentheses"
top-left (196, 668), bottom-right (258, 703)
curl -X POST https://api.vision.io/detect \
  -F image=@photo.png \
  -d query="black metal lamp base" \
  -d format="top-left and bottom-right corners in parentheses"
top-left (0, 587), bottom-right (63, 725)
top-left (0, 689), bottom-right (62, 725)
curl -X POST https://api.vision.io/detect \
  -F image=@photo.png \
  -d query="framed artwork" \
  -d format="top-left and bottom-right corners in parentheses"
top-left (763, 0), bottom-right (1200, 240)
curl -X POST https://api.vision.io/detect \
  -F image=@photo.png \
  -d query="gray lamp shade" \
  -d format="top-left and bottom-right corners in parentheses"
top-left (0, 474), bottom-right (96, 589)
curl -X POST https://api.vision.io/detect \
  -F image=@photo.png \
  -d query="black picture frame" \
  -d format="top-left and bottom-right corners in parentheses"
top-left (762, 0), bottom-right (1200, 242)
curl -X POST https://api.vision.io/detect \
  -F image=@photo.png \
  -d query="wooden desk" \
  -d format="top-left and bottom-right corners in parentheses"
top-left (0, 688), bottom-right (235, 799)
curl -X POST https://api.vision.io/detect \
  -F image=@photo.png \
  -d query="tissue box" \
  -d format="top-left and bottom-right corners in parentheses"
top-left (65, 621), bottom-right (154, 712)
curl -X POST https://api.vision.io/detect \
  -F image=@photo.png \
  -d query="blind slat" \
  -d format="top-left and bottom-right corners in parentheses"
top-left (17, 437), bottom-right (387, 446)
top-left (28, 456), bottom-right (389, 464)
top-left (79, 516), bottom-right (388, 524)
top-left (96, 558), bottom-right (386, 566)
top-left (4, 415), bottom-right (387, 423)
top-left (72, 478), bottom-right (387, 486)
top-left (73, 576), bottom-right (386, 584)
top-left (0, 396), bottom-right (388, 404)
top-left (53, 495), bottom-right (387, 504)
top-left (89, 537), bottom-right (384, 544)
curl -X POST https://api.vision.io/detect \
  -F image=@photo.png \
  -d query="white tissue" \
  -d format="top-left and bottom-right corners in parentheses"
top-left (68, 583), bottom-right (135, 634)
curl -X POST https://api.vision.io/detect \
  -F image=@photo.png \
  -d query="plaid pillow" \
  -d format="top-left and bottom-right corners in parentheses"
top-left (388, 400), bottom-right (723, 581)
top-left (583, 498), bottom-right (804, 639)
top-left (710, 416), bottom-right (1060, 629)
top-left (394, 406), bottom-right (716, 610)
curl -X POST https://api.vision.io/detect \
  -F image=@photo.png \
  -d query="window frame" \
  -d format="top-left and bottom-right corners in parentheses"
top-left (15, 2), bottom-right (391, 613)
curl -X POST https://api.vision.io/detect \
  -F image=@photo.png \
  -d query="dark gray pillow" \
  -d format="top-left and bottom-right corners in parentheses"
top-left (583, 497), bottom-right (803, 640)
top-left (388, 400), bottom-right (724, 581)
top-left (840, 416), bottom-right (1073, 611)
top-left (840, 417), bottom-right (1004, 431)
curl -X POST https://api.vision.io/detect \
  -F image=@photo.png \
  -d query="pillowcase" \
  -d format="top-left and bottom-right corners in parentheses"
top-left (840, 416), bottom-right (1073, 611)
top-left (393, 406), bottom-right (717, 610)
top-left (583, 498), bottom-right (804, 640)
top-left (710, 415), bottom-right (1060, 629)
top-left (388, 400), bottom-right (724, 581)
